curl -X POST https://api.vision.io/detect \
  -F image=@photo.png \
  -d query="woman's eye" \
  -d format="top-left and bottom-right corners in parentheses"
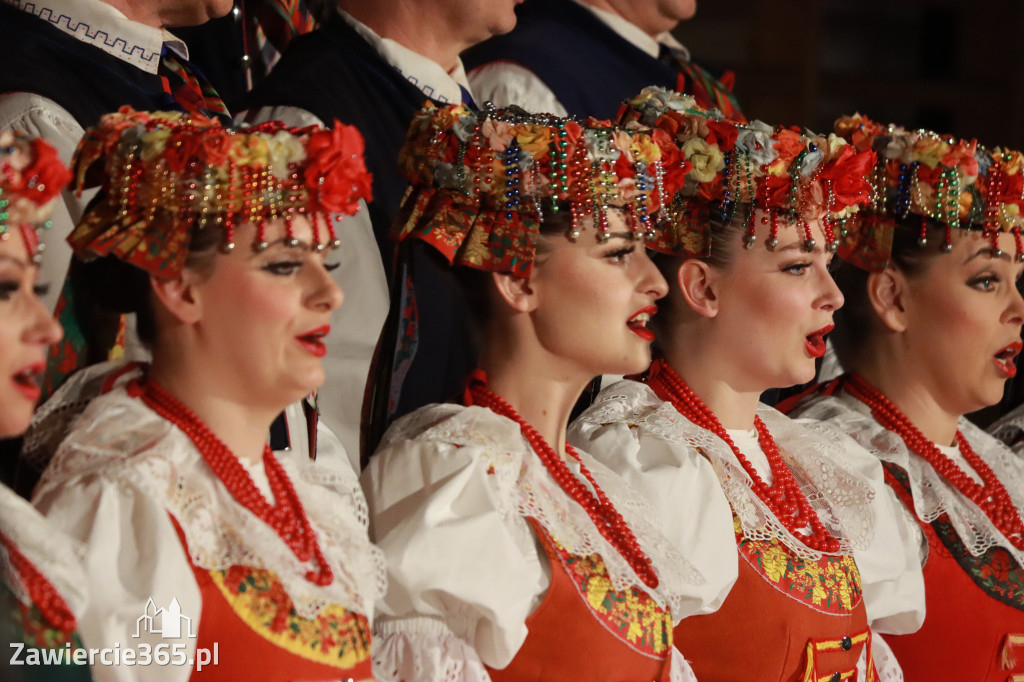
top-left (604, 246), bottom-right (635, 263)
top-left (782, 262), bottom-right (811, 275)
top-left (968, 274), bottom-right (998, 292)
top-left (32, 283), bottom-right (50, 298)
top-left (262, 261), bottom-right (303, 276)
top-left (0, 281), bottom-right (18, 301)
top-left (324, 262), bottom-right (341, 273)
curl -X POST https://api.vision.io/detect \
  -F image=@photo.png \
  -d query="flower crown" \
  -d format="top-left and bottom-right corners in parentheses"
top-left (834, 113), bottom-right (1024, 270)
top-left (620, 87), bottom-right (876, 258)
top-left (394, 103), bottom-right (685, 277)
top-left (0, 129), bottom-right (71, 261)
top-left (68, 108), bottom-right (372, 278)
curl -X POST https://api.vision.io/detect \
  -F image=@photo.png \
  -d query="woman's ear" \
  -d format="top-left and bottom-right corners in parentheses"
top-left (866, 268), bottom-right (908, 332)
top-left (677, 259), bottom-right (721, 318)
top-left (149, 270), bottom-right (203, 325)
top-left (490, 271), bottom-right (538, 313)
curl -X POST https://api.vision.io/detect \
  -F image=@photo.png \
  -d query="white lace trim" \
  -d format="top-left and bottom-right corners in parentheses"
top-left (378, 403), bottom-right (703, 614)
top-left (793, 390), bottom-right (1024, 568)
top-left (372, 615), bottom-right (491, 682)
top-left (0, 484), bottom-right (88, 618)
top-left (574, 381), bottom-right (877, 561)
top-left (989, 402), bottom-right (1024, 453)
top-left (22, 359), bottom-right (140, 476)
top-left (35, 386), bottom-right (386, 622)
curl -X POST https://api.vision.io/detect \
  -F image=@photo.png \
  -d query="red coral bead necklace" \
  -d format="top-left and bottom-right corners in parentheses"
top-left (645, 357), bottom-right (842, 553)
top-left (844, 372), bottom-right (1024, 550)
top-left (0, 532), bottom-right (77, 634)
top-left (463, 371), bottom-right (660, 589)
top-left (129, 378), bottom-right (334, 586)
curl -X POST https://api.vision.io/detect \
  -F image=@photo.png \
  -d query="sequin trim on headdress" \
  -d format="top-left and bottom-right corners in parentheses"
top-left (393, 103), bottom-right (687, 277)
top-left (68, 108), bottom-right (372, 278)
top-left (834, 113), bottom-right (1024, 270)
top-left (0, 130), bottom-right (70, 263)
top-left (620, 87), bottom-right (876, 258)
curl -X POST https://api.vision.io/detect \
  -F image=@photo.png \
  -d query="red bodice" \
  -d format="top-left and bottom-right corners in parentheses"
top-left (486, 519), bottom-right (674, 682)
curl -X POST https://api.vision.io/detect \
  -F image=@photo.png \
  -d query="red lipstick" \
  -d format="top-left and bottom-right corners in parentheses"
top-left (804, 324), bottom-right (834, 359)
top-left (296, 325), bottom-right (330, 358)
top-left (11, 362), bottom-right (44, 403)
top-left (627, 305), bottom-right (658, 342)
top-left (994, 341), bottom-right (1022, 378)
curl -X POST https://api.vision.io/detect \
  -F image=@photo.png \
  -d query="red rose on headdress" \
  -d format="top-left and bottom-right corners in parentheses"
top-left (769, 128), bottom-right (806, 174)
top-left (163, 130), bottom-right (206, 173)
top-left (304, 122), bottom-right (373, 215)
top-left (12, 139), bottom-right (72, 204)
top-left (201, 128), bottom-right (233, 168)
top-left (760, 173), bottom-right (793, 209)
top-left (705, 120), bottom-right (738, 153)
top-left (653, 128), bottom-right (691, 197)
top-left (818, 147), bottom-right (876, 210)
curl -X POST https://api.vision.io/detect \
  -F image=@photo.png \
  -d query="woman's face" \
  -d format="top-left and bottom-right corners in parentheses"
top-left (0, 228), bottom-right (62, 438)
top-left (186, 216), bottom-right (343, 410)
top-left (709, 215), bottom-right (843, 392)
top-left (526, 210), bottom-right (669, 378)
top-left (898, 229), bottom-right (1024, 415)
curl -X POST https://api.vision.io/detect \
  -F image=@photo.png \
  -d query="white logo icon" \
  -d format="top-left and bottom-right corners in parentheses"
top-left (133, 597), bottom-right (197, 639)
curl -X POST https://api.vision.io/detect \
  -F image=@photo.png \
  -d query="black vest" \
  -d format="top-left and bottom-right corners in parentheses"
top-left (243, 17), bottom-right (477, 446)
top-left (463, 0), bottom-right (679, 120)
top-left (0, 4), bottom-right (181, 126)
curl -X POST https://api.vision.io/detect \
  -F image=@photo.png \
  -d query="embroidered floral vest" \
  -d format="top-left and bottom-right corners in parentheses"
top-left (486, 519), bottom-right (674, 682)
top-left (172, 520), bottom-right (373, 681)
top-left (674, 517), bottom-right (874, 682)
top-left (883, 462), bottom-right (1024, 681)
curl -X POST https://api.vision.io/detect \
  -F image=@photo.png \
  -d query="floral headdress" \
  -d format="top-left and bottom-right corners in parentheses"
top-left (68, 108), bottom-right (372, 278)
top-left (620, 87), bottom-right (876, 258)
top-left (0, 129), bottom-right (71, 262)
top-left (833, 113), bottom-right (1024, 270)
top-left (394, 103), bottom-right (685, 277)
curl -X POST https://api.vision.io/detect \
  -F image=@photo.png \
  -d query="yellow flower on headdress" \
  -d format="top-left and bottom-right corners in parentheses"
top-left (139, 128), bottom-right (172, 162)
top-left (511, 124), bottom-right (553, 158)
top-left (911, 135), bottom-right (948, 169)
top-left (681, 138), bottom-right (724, 183)
top-left (630, 134), bottom-right (663, 166)
top-left (230, 133), bottom-right (270, 168)
top-left (267, 130), bottom-right (307, 179)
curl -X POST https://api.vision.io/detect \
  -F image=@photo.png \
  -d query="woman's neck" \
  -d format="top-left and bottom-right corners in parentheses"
top-left (148, 354), bottom-right (276, 466)
top-left (661, 337), bottom-right (761, 430)
top-left (478, 348), bottom-right (588, 459)
top-left (851, 354), bottom-right (960, 447)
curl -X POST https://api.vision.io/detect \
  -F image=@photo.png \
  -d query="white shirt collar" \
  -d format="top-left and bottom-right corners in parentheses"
top-left (4, 0), bottom-right (187, 74)
top-left (337, 8), bottom-right (471, 105)
top-left (573, 0), bottom-right (690, 61)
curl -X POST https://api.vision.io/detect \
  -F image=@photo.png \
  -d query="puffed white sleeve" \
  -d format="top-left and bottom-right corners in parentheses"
top-left (569, 405), bottom-right (738, 618)
top-left (361, 432), bottom-right (547, 681)
top-left (32, 463), bottom-right (200, 682)
top-left (801, 419), bottom-right (926, 635)
top-left (0, 93), bottom-right (91, 311)
top-left (467, 62), bottom-right (569, 116)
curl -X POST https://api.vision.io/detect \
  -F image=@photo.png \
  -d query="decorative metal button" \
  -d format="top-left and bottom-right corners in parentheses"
top-left (830, 672), bottom-right (841, 682)
top-left (841, 635), bottom-right (853, 651)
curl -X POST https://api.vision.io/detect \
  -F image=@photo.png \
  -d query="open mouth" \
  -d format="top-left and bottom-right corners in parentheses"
top-left (993, 341), bottom-right (1022, 378)
top-left (296, 325), bottom-right (330, 358)
top-left (804, 324), bottom-right (834, 359)
top-left (11, 363), bottom-right (44, 402)
top-left (627, 306), bottom-right (657, 342)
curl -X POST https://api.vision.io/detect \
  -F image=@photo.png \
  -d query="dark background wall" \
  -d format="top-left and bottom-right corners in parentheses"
top-left (676, 0), bottom-right (1024, 149)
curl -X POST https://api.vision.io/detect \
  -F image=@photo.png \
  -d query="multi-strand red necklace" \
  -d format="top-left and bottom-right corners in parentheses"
top-left (644, 357), bottom-right (842, 553)
top-left (129, 378), bottom-right (334, 586)
top-left (0, 532), bottom-right (77, 634)
top-left (843, 372), bottom-right (1024, 550)
top-left (463, 372), bottom-right (660, 589)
